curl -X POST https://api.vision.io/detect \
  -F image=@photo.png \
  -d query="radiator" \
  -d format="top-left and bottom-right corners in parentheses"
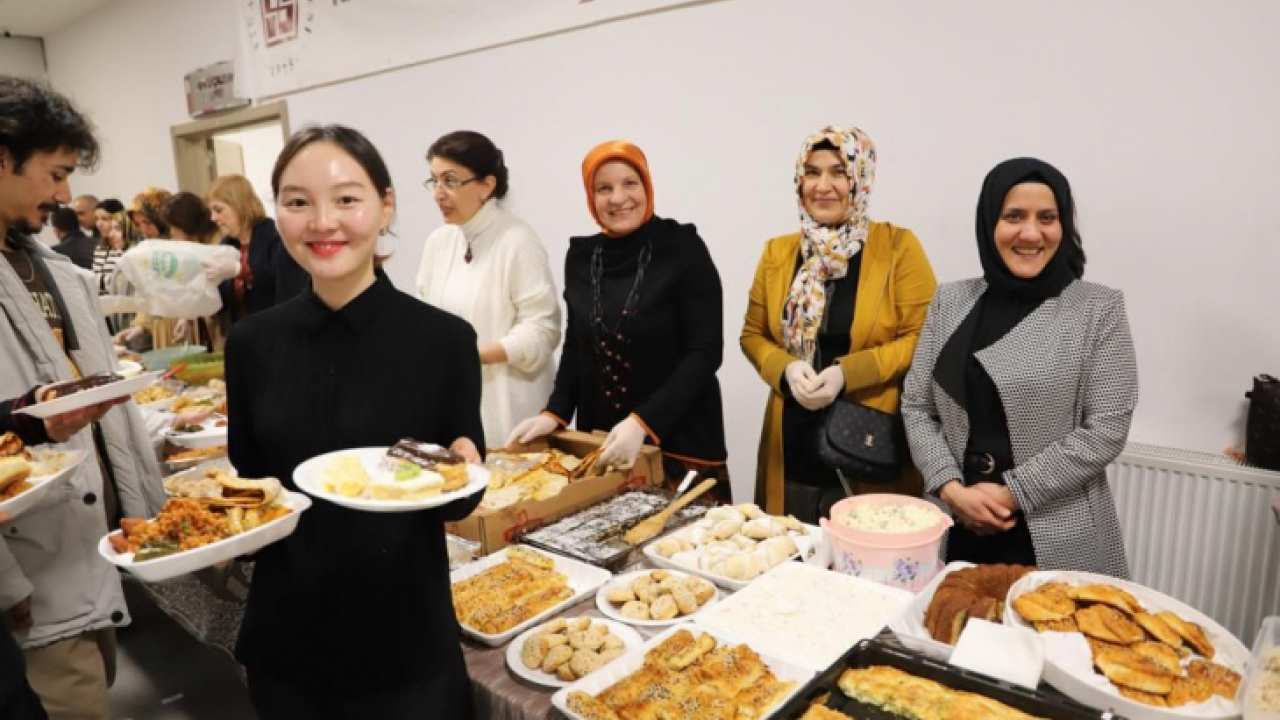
top-left (1108, 442), bottom-right (1280, 643)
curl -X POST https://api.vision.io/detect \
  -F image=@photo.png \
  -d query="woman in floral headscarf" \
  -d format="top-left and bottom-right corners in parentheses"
top-left (740, 126), bottom-right (937, 522)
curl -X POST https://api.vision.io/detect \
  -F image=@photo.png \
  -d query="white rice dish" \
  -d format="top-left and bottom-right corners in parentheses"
top-left (836, 503), bottom-right (938, 533)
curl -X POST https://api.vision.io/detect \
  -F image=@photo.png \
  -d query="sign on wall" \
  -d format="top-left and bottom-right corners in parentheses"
top-left (236, 0), bottom-right (716, 98)
top-left (184, 61), bottom-right (252, 117)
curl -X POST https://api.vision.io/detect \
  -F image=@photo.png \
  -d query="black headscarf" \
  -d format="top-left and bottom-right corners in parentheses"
top-left (934, 158), bottom-right (1085, 407)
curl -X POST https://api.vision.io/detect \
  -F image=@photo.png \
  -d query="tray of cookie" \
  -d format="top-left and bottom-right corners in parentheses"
top-left (450, 545), bottom-right (611, 647)
top-left (773, 636), bottom-right (1118, 720)
top-left (642, 502), bottom-right (825, 591)
top-left (1005, 571), bottom-right (1247, 720)
top-left (517, 489), bottom-right (709, 570)
top-left (552, 623), bottom-right (813, 720)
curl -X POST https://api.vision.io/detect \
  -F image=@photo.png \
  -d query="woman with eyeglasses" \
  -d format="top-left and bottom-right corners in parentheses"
top-left (508, 140), bottom-right (730, 499)
top-left (415, 131), bottom-right (560, 445)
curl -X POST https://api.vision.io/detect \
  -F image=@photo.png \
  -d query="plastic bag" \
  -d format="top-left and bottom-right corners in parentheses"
top-left (118, 240), bottom-right (240, 319)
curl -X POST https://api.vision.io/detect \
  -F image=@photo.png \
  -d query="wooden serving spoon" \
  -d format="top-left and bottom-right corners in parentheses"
top-left (622, 476), bottom-right (718, 546)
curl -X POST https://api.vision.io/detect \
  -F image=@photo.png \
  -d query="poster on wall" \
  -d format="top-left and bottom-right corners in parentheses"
top-left (237, 0), bottom-right (717, 98)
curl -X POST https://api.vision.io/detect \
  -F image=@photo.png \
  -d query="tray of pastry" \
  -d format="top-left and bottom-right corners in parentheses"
top-left (773, 637), bottom-right (1120, 720)
top-left (517, 489), bottom-right (709, 570)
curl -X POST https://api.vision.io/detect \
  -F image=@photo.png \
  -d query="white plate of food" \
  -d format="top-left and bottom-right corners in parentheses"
top-left (451, 545), bottom-right (612, 647)
top-left (642, 503), bottom-right (822, 591)
top-left (164, 414), bottom-right (228, 449)
top-left (695, 561), bottom-right (914, 673)
top-left (294, 443), bottom-right (489, 512)
top-left (551, 623), bottom-right (812, 720)
top-left (99, 472), bottom-right (310, 583)
top-left (15, 371), bottom-right (164, 419)
top-left (595, 569), bottom-right (719, 628)
top-left (1, 446), bottom-right (87, 520)
top-left (1006, 570), bottom-right (1249, 720)
top-left (505, 616), bottom-right (643, 689)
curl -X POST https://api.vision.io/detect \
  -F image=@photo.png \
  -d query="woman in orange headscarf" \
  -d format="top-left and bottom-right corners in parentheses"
top-left (509, 141), bottom-right (730, 499)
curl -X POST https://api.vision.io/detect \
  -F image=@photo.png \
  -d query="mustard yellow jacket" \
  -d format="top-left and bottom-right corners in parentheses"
top-left (740, 222), bottom-right (938, 514)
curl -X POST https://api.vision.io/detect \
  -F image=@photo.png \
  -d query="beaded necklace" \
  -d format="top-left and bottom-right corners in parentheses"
top-left (589, 236), bottom-right (652, 411)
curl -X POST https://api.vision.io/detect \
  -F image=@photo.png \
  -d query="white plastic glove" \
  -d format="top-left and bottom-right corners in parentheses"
top-left (506, 414), bottom-right (559, 447)
top-left (172, 319), bottom-right (191, 342)
top-left (801, 365), bottom-right (846, 411)
top-left (201, 255), bottom-right (240, 283)
top-left (599, 415), bottom-right (648, 468)
top-left (784, 361), bottom-right (818, 397)
top-left (115, 326), bottom-right (144, 344)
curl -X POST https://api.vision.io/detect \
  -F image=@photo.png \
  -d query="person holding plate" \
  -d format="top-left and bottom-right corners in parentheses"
top-left (225, 125), bottom-right (483, 719)
top-left (1, 75), bottom-right (162, 720)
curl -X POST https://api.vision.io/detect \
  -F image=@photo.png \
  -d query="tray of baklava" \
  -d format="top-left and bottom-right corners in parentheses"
top-left (552, 623), bottom-right (814, 720)
top-left (773, 637), bottom-right (1122, 720)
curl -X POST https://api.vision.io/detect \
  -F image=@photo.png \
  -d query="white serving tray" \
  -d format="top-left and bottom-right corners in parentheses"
top-left (295, 446), bottom-right (489, 512)
top-left (595, 569), bottom-right (720, 628)
top-left (98, 491), bottom-right (311, 583)
top-left (695, 560), bottom-right (913, 673)
top-left (642, 521), bottom-right (824, 591)
top-left (0, 449), bottom-right (87, 520)
top-left (1006, 570), bottom-right (1250, 720)
top-left (450, 545), bottom-right (611, 647)
top-left (551, 623), bottom-right (814, 720)
top-left (886, 560), bottom-right (978, 662)
top-left (16, 371), bottom-right (163, 419)
top-left (504, 616), bottom-right (644, 689)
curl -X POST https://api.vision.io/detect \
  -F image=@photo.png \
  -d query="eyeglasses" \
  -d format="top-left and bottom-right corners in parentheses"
top-left (423, 175), bottom-right (478, 193)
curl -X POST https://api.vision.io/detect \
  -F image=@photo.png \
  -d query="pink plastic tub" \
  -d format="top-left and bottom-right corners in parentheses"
top-left (819, 494), bottom-right (953, 592)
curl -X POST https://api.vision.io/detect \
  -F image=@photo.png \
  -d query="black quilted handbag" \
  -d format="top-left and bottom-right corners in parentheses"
top-left (816, 398), bottom-right (905, 484)
top-left (1247, 374), bottom-right (1280, 471)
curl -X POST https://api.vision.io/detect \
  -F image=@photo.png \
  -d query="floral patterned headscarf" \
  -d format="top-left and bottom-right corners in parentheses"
top-left (781, 125), bottom-right (876, 364)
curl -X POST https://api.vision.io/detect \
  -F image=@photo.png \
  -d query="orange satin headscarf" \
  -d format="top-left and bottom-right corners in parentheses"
top-left (580, 140), bottom-right (655, 237)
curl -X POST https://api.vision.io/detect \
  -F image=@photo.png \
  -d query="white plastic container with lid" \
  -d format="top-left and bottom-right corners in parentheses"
top-left (1246, 616), bottom-right (1280, 720)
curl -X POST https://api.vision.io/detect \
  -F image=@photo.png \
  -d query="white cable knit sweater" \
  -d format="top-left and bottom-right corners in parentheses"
top-left (415, 200), bottom-right (561, 446)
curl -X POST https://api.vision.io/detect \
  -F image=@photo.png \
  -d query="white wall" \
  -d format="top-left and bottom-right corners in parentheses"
top-left (44, 0), bottom-right (1280, 501)
top-left (214, 123), bottom-right (284, 218)
top-left (0, 36), bottom-right (45, 82)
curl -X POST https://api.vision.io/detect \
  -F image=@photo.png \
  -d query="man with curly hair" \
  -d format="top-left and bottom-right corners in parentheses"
top-left (0, 74), bottom-right (164, 720)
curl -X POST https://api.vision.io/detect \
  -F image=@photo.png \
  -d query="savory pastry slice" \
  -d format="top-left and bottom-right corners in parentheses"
top-left (1118, 687), bottom-right (1169, 707)
top-left (1165, 675), bottom-right (1215, 707)
top-left (566, 691), bottom-right (623, 720)
top-left (1186, 659), bottom-right (1242, 698)
top-left (647, 685), bottom-right (738, 720)
top-left (1075, 604), bottom-right (1146, 644)
top-left (643, 629), bottom-right (696, 668)
top-left (1012, 586), bottom-right (1077, 623)
top-left (694, 644), bottom-right (769, 698)
top-left (799, 707), bottom-right (853, 720)
top-left (1132, 641), bottom-right (1182, 676)
top-left (1092, 643), bottom-right (1177, 694)
top-left (1134, 611), bottom-right (1183, 649)
top-left (1156, 612), bottom-right (1215, 659)
top-left (1034, 617), bottom-right (1079, 633)
top-left (735, 677), bottom-right (798, 720)
top-left (1068, 584), bottom-right (1143, 615)
top-left (666, 632), bottom-right (717, 671)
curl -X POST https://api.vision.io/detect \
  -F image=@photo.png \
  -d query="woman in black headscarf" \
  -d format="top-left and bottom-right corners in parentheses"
top-left (901, 158), bottom-right (1138, 577)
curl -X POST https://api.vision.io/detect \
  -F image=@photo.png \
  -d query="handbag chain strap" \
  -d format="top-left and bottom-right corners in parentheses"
top-left (835, 234), bottom-right (899, 497)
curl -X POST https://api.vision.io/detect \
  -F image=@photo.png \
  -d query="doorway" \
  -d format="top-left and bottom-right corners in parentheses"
top-left (170, 102), bottom-right (290, 214)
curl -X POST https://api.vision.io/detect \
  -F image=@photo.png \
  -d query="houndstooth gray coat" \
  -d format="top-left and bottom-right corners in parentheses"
top-left (901, 278), bottom-right (1138, 578)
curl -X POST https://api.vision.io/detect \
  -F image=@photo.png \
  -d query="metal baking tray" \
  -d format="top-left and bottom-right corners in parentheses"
top-left (516, 488), bottom-right (709, 571)
top-left (773, 637), bottom-right (1122, 719)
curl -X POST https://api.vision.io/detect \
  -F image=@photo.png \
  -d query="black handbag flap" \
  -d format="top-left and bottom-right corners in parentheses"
top-left (822, 400), bottom-right (900, 467)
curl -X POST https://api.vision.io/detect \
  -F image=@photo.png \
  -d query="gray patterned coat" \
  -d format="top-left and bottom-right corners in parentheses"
top-left (901, 278), bottom-right (1137, 578)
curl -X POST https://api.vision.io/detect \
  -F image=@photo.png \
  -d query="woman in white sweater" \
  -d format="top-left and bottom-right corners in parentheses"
top-left (416, 131), bottom-right (561, 446)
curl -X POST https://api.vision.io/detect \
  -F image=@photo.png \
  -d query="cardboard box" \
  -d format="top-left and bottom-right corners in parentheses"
top-left (445, 431), bottom-right (665, 556)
